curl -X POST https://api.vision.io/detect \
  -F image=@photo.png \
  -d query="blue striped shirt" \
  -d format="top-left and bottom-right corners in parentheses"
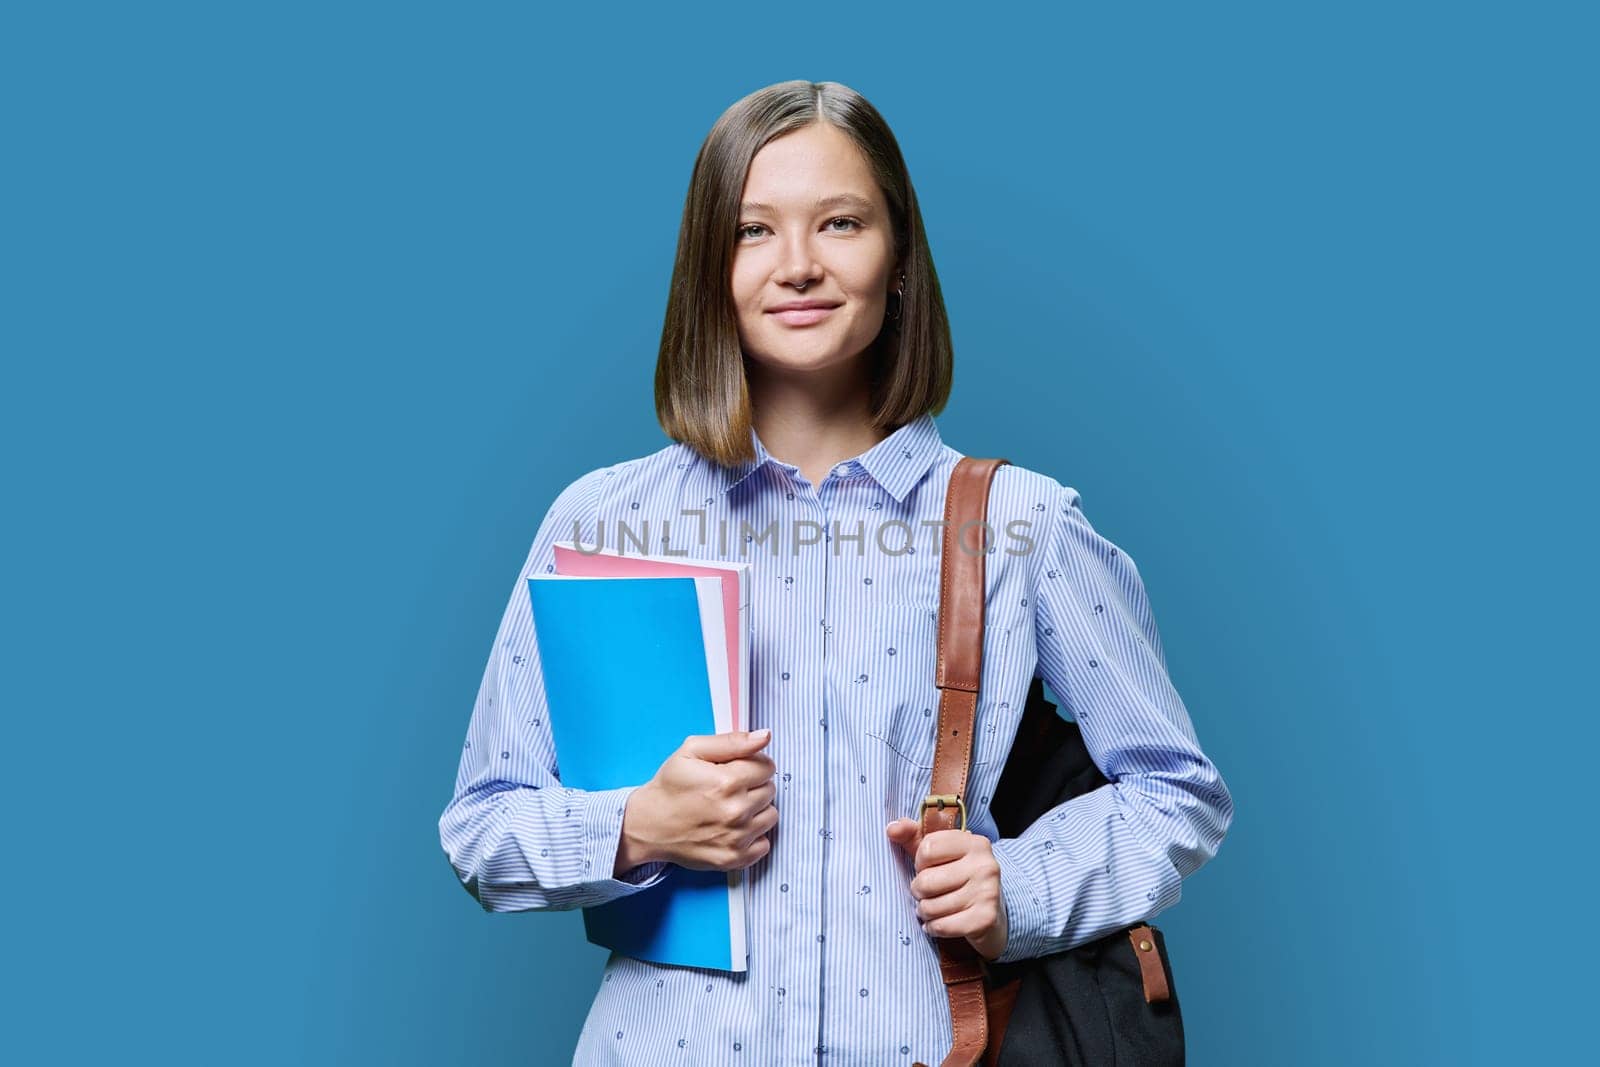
top-left (438, 412), bottom-right (1233, 1065)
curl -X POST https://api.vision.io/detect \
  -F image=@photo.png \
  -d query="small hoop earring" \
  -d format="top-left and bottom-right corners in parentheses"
top-left (886, 286), bottom-right (903, 322)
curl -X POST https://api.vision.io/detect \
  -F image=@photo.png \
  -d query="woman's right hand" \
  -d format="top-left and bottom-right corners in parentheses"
top-left (615, 728), bottom-right (778, 874)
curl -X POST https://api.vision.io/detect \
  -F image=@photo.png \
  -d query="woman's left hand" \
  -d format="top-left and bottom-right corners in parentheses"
top-left (885, 818), bottom-right (1009, 961)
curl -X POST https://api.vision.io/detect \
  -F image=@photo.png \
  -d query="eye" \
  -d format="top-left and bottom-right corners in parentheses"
top-left (737, 217), bottom-right (863, 240)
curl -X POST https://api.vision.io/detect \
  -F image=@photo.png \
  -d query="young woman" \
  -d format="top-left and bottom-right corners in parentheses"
top-left (438, 79), bottom-right (1232, 1065)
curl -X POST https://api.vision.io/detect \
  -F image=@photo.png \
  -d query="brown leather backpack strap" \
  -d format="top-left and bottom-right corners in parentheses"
top-left (911, 455), bottom-right (1010, 1067)
top-left (1128, 924), bottom-right (1172, 1003)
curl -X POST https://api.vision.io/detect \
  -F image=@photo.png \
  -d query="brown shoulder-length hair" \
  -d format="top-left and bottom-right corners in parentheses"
top-left (655, 80), bottom-right (953, 469)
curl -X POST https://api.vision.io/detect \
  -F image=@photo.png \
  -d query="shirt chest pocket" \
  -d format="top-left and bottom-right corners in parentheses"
top-left (857, 597), bottom-right (1032, 815)
top-left (857, 601), bottom-right (942, 787)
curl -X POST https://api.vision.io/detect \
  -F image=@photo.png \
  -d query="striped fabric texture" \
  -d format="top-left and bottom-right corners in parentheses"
top-left (438, 412), bottom-right (1233, 1065)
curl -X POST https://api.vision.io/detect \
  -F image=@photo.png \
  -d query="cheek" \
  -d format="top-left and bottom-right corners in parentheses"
top-left (728, 268), bottom-right (761, 329)
top-left (850, 287), bottom-right (887, 319)
top-left (730, 262), bottom-right (770, 309)
top-left (841, 283), bottom-right (887, 333)
top-left (838, 257), bottom-right (893, 308)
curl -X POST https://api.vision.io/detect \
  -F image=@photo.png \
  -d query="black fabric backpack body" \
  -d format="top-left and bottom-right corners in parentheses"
top-left (982, 676), bottom-right (1186, 1065)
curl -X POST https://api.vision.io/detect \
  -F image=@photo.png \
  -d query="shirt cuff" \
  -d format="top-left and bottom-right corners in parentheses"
top-left (991, 836), bottom-right (1052, 964)
top-left (582, 784), bottom-right (670, 893)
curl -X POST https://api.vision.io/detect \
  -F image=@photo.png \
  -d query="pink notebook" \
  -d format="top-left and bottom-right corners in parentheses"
top-left (552, 542), bottom-right (752, 732)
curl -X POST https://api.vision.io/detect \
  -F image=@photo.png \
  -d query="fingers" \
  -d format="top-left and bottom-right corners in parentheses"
top-left (732, 833), bottom-right (772, 869)
top-left (721, 779), bottom-right (779, 856)
top-left (680, 728), bottom-right (771, 763)
top-left (914, 879), bottom-right (978, 922)
top-left (886, 823), bottom-right (974, 871)
top-left (910, 828), bottom-right (979, 870)
top-left (742, 780), bottom-right (776, 818)
top-left (727, 783), bottom-right (776, 835)
top-left (885, 820), bottom-right (922, 867)
top-left (675, 729), bottom-right (775, 793)
top-left (737, 801), bottom-right (780, 848)
top-left (906, 860), bottom-right (1002, 926)
top-left (923, 895), bottom-right (1004, 944)
top-left (908, 855), bottom-right (972, 903)
top-left (722, 752), bottom-right (778, 790)
top-left (729, 802), bottom-right (779, 867)
top-left (885, 817), bottom-right (920, 845)
top-left (650, 729), bottom-right (782, 874)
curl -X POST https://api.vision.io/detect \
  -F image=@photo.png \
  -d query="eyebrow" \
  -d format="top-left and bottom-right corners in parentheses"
top-left (739, 193), bottom-right (877, 216)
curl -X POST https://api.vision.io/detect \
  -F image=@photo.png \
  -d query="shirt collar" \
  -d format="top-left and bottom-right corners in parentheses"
top-left (720, 412), bottom-right (945, 504)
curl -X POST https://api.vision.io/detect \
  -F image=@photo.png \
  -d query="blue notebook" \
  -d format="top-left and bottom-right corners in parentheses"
top-left (525, 573), bottom-right (750, 972)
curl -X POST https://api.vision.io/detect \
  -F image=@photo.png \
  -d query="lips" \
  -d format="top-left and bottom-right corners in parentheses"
top-left (768, 304), bottom-right (839, 326)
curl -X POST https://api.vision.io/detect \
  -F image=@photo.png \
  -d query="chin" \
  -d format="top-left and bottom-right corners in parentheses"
top-left (751, 352), bottom-right (847, 376)
top-left (754, 334), bottom-right (872, 369)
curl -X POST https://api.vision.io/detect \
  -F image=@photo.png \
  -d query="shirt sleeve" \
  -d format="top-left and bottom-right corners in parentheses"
top-left (437, 466), bottom-right (671, 912)
top-left (989, 481), bottom-right (1233, 962)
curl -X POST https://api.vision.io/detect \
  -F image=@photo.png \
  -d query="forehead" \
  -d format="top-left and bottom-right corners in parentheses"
top-left (741, 123), bottom-right (882, 210)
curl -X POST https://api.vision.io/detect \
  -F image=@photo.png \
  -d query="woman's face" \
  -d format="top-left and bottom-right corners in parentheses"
top-left (731, 121), bottom-right (899, 381)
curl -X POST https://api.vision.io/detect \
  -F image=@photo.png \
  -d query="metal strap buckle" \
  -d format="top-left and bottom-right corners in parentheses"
top-left (921, 793), bottom-right (968, 832)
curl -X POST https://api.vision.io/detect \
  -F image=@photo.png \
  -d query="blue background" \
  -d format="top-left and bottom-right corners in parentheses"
top-left (5, 2), bottom-right (1593, 1064)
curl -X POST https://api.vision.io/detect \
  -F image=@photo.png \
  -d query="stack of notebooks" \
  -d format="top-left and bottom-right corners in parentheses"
top-left (524, 543), bottom-right (753, 971)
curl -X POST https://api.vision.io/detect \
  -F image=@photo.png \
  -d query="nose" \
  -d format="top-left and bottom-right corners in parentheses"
top-left (774, 233), bottom-right (822, 291)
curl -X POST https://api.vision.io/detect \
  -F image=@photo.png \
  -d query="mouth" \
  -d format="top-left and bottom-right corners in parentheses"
top-left (767, 304), bottom-right (840, 327)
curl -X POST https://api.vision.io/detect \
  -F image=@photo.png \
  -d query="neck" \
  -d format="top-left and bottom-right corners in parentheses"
top-left (744, 355), bottom-right (890, 486)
